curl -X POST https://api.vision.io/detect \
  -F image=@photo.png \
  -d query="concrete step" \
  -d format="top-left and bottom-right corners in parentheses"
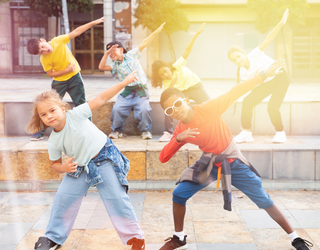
top-left (0, 135), bottom-right (320, 191)
top-left (2, 78), bottom-right (320, 137)
top-left (2, 100), bottom-right (320, 137)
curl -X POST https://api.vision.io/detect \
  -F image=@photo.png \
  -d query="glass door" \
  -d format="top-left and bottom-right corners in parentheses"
top-left (70, 4), bottom-right (104, 74)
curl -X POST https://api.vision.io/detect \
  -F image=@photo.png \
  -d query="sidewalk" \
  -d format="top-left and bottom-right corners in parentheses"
top-left (1, 75), bottom-right (320, 103)
top-left (0, 190), bottom-right (319, 250)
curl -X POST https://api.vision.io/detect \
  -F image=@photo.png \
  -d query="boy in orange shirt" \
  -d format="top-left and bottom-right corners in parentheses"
top-left (27, 17), bottom-right (104, 140)
top-left (158, 59), bottom-right (313, 250)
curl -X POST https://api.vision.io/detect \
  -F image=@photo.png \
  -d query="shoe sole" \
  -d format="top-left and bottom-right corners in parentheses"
top-left (174, 244), bottom-right (188, 250)
top-left (159, 139), bottom-right (171, 142)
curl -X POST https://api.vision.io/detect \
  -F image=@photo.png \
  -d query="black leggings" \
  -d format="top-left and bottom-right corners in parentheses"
top-left (241, 70), bottom-right (290, 131)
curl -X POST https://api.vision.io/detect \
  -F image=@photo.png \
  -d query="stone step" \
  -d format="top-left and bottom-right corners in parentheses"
top-left (2, 100), bottom-right (320, 137)
top-left (0, 135), bottom-right (320, 191)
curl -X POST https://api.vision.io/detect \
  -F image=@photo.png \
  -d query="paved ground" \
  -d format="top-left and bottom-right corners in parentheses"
top-left (1, 75), bottom-right (320, 103)
top-left (0, 190), bottom-right (319, 250)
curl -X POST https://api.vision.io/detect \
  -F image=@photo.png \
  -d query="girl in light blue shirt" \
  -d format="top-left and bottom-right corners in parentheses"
top-left (26, 71), bottom-right (145, 250)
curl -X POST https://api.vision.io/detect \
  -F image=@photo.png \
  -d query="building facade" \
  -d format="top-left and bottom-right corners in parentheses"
top-left (0, 0), bottom-right (319, 80)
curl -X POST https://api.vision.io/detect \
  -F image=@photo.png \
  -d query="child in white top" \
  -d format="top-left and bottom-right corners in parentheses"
top-left (27, 72), bottom-right (145, 250)
top-left (228, 9), bottom-right (290, 143)
top-left (151, 23), bottom-right (210, 142)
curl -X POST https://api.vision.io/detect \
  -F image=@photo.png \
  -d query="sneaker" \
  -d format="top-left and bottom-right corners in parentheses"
top-left (272, 131), bottom-right (287, 143)
top-left (34, 237), bottom-right (60, 250)
top-left (234, 129), bottom-right (254, 143)
top-left (159, 131), bottom-right (173, 142)
top-left (127, 237), bottom-right (145, 250)
top-left (30, 133), bottom-right (44, 141)
top-left (159, 235), bottom-right (187, 250)
top-left (292, 237), bottom-right (313, 250)
top-left (109, 131), bottom-right (123, 139)
top-left (141, 131), bottom-right (152, 140)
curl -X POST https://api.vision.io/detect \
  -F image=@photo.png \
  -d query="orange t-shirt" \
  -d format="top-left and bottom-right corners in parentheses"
top-left (159, 75), bottom-right (263, 167)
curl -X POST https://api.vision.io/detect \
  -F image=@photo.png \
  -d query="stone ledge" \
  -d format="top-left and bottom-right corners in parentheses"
top-left (1, 180), bottom-right (320, 192)
top-left (1, 136), bottom-right (320, 182)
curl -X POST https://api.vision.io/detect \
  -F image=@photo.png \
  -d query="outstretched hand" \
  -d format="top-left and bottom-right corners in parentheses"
top-left (124, 70), bottom-right (138, 85)
top-left (176, 128), bottom-right (200, 142)
top-left (196, 23), bottom-right (206, 36)
top-left (280, 9), bottom-right (289, 25)
top-left (156, 22), bottom-right (166, 33)
top-left (93, 17), bottom-right (105, 25)
top-left (265, 59), bottom-right (285, 77)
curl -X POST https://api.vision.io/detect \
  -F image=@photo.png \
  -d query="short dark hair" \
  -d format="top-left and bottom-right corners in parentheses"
top-left (106, 41), bottom-right (127, 54)
top-left (27, 38), bottom-right (41, 55)
top-left (160, 87), bottom-right (186, 109)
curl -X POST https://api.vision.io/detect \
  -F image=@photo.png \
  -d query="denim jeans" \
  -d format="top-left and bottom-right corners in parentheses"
top-left (44, 160), bottom-right (144, 245)
top-left (111, 90), bottom-right (152, 133)
top-left (173, 159), bottom-right (274, 209)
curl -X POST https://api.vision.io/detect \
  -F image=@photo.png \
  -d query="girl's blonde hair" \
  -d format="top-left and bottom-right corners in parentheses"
top-left (228, 45), bottom-right (246, 84)
top-left (26, 89), bottom-right (70, 134)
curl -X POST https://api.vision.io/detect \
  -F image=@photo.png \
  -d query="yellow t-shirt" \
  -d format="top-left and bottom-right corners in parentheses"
top-left (162, 56), bottom-right (201, 91)
top-left (40, 34), bottom-right (80, 82)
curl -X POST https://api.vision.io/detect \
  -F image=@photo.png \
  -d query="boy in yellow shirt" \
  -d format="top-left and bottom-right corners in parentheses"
top-left (27, 17), bottom-right (104, 140)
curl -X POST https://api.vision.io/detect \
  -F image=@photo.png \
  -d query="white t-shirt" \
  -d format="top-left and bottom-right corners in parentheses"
top-left (240, 47), bottom-right (275, 82)
top-left (48, 103), bottom-right (106, 166)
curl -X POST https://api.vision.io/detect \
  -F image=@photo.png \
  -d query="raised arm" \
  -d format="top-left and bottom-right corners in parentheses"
top-left (259, 9), bottom-right (289, 51)
top-left (88, 71), bottom-right (137, 112)
top-left (98, 44), bottom-right (118, 71)
top-left (138, 22), bottom-right (166, 52)
top-left (205, 59), bottom-right (285, 115)
top-left (182, 23), bottom-right (205, 60)
top-left (69, 17), bottom-right (105, 40)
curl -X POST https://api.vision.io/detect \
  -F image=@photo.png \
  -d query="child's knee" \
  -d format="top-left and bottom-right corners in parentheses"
top-left (172, 189), bottom-right (189, 206)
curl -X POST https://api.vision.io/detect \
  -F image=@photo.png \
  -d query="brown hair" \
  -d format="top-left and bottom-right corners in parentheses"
top-left (228, 46), bottom-right (246, 114)
top-left (228, 45), bottom-right (246, 84)
top-left (26, 89), bottom-right (70, 134)
top-left (27, 38), bottom-right (41, 55)
top-left (151, 60), bottom-right (175, 88)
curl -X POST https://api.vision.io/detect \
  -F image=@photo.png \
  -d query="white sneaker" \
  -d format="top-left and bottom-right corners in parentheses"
top-left (234, 129), bottom-right (254, 143)
top-left (159, 131), bottom-right (173, 142)
top-left (109, 131), bottom-right (123, 139)
top-left (141, 131), bottom-right (152, 140)
top-left (272, 131), bottom-right (287, 143)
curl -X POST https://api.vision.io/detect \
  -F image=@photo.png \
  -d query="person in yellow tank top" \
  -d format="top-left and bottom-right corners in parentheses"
top-left (27, 17), bottom-right (104, 141)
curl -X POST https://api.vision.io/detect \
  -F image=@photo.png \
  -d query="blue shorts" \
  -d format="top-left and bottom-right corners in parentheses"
top-left (173, 159), bottom-right (274, 209)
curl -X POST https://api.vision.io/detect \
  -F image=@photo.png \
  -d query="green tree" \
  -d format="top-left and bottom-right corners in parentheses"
top-left (247, 0), bottom-right (309, 76)
top-left (247, 0), bottom-right (309, 33)
top-left (23, 0), bottom-right (94, 35)
top-left (133, 0), bottom-right (190, 61)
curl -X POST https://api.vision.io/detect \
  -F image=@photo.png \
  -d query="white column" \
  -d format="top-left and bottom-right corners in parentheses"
top-left (0, 3), bottom-right (12, 74)
top-left (103, 0), bottom-right (114, 66)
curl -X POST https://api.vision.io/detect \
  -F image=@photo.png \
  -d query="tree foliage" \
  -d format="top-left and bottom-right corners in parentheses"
top-left (133, 0), bottom-right (189, 34)
top-left (247, 0), bottom-right (309, 33)
top-left (133, 0), bottom-right (190, 61)
top-left (23, 0), bottom-right (94, 18)
top-left (0, 0), bottom-right (9, 4)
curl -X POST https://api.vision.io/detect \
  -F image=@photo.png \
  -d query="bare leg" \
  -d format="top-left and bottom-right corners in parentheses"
top-left (173, 202), bottom-right (186, 232)
top-left (264, 204), bottom-right (293, 234)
